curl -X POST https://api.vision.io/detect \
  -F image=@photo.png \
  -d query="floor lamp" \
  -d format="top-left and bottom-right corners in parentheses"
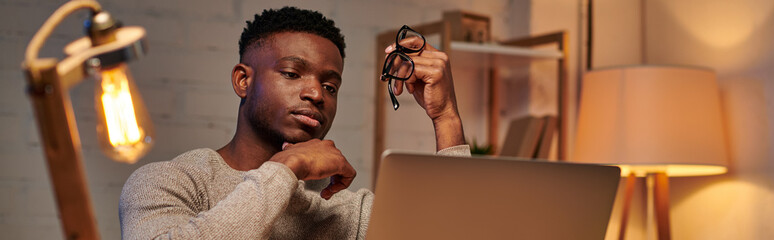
top-left (22, 0), bottom-right (153, 239)
top-left (572, 65), bottom-right (728, 240)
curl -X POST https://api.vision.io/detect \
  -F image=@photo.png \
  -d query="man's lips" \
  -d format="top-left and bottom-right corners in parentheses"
top-left (291, 109), bottom-right (323, 128)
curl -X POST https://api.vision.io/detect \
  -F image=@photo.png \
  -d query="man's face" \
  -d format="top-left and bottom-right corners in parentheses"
top-left (242, 32), bottom-right (343, 144)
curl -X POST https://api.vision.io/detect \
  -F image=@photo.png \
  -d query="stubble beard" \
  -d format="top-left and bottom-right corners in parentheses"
top-left (246, 98), bottom-right (286, 150)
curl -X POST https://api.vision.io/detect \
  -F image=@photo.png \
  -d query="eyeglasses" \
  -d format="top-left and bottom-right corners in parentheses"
top-left (380, 25), bottom-right (426, 110)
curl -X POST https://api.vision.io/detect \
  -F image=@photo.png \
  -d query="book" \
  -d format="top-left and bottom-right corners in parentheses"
top-left (498, 116), bottom-right (545, 158)
top-left (535, 115), bottom-right (558, 159)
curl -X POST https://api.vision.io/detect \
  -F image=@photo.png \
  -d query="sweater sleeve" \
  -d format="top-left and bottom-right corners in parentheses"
top-left (119, 161), bottom-right (297, 240)
top-left (437, 144), bottom-right (471, 157)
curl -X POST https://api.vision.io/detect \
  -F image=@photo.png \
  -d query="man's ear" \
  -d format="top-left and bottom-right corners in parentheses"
top-left (231, 63), bottom-right (253, 99)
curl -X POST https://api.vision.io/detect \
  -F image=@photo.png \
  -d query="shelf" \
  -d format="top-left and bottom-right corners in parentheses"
top-left (450, 41), bottom-right (564, 59)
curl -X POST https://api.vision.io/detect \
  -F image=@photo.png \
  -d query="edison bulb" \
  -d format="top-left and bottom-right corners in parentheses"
top-left (94, 63), bottom-right (153, 163)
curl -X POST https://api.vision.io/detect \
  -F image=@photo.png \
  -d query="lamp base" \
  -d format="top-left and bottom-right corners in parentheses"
top-left (619, 172), bottom-right (671, 240)
top-left (651, 172), bottom-right (672, 240)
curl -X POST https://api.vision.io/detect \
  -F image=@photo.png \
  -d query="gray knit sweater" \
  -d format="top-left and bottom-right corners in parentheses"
top-left (119, 146), bottom-right (470, 239)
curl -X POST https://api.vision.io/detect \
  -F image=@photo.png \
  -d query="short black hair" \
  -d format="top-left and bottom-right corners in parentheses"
top-left (239, 7), bottom-right (346, 62)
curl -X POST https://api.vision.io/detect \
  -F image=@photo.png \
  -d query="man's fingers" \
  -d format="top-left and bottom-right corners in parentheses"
top-left (395, 54), bottom-right (447, 86)
top-left (320, 163), bottom-right (356, 200)
top-left (282, 142), bottom-right (294, 150)
top-left (411, 54), bottom-right (447, 67)
top-left (321, 188), bottom-right (333, 200)
top-left (406, 81), bottom-right (416, 94)
top-left (406, 64), bottom-right (443, 86)
top-left (421, 41), bottom-right (440, 52)
top-left (382, 38), bottom-right (447, 100)
top-left (393, 79), bottom-right (403, 95)
top-left (396, 36), bottom-right (425, 50)
top-left (321, 174), bottom-right (355, 200)
top-left (321, 177), bottom-right (338, 200)
top-left (384, 44), bottom-right (395, 53)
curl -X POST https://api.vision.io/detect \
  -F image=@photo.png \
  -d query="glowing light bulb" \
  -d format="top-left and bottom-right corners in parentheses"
top-left (95, 63), bottom-right (153, 163)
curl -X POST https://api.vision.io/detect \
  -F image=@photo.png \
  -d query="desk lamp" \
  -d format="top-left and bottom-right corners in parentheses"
top-left (573, 65), bottom-right (728, 240)
top-left (22, 0), bottom-right (152, 238)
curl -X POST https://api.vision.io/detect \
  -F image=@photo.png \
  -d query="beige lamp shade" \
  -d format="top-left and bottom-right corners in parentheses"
top-left (573, 65), bottom-right (728, 177)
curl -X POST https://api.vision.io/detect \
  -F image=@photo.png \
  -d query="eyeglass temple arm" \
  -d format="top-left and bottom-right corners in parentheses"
top-left (388, 78), bottom-right (400, 110)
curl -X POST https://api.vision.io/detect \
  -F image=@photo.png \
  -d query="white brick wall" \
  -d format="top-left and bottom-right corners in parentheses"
top-left (0, 0), bottom-right (531, 238)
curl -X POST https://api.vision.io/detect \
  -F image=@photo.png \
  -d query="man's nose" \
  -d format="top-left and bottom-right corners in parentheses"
top-left (299, 78), bottom-right (324, 105)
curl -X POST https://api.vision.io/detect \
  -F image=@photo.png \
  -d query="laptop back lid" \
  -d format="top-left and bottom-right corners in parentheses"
top-left (367, 151), bottom-right (620, 240)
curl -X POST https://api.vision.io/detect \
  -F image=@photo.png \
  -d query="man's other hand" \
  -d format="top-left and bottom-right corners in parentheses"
top-left (270, 139), bottom-right (355, 200)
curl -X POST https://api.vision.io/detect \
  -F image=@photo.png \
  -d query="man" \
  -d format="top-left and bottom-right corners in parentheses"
top-left (120, 7), bottom-right (468, 239)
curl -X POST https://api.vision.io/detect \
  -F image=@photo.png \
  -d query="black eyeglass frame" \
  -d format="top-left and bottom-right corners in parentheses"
top-left (380, 25), bottom-right (426, 110)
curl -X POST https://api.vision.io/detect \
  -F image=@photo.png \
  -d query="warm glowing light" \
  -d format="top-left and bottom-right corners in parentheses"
top-left (95, 64), bottom-right (153, 163)
top-left (101, 67), bottom-right (142, 147)
top-left (616, 164), bottom-right (727, 177)
top-left (663, 0), bottom-right (773, 49)
top-left (573, 66), bottom-right (728, 177)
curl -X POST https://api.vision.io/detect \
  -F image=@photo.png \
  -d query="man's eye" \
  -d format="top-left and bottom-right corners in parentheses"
top-left (323, 85), bottom-right (337, 95)
top-left (280, 71), bottom-right (300, 79)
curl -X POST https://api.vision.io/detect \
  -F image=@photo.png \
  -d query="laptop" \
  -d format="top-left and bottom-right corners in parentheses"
top-left (366, 150), bottom-right (620, 240)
